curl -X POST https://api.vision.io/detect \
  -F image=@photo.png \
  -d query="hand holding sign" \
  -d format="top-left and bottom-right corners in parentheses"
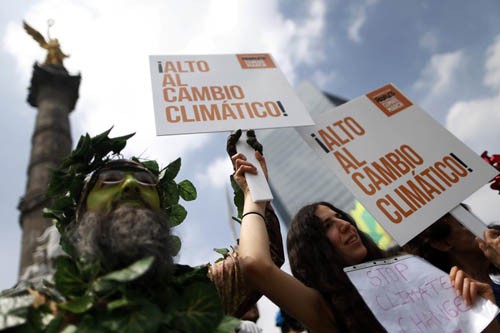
top-left (344, 255), bottom-right (499, 333)
top-left (231, 130), bottom-right (273, 202)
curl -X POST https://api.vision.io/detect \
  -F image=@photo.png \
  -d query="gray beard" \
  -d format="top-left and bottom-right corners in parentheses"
top-left (67, 205), bottom-right (173, 275)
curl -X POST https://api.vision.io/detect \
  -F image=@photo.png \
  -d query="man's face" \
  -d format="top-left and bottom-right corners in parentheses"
top-left (86, 168), bottom-right (161, 214)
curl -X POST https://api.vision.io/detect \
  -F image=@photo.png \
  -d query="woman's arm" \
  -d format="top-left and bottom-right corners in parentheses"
top-left (234, 152), bottom-right (338, 333)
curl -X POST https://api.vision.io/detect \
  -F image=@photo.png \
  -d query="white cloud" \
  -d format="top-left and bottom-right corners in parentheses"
top-left (4, 0), bottom-right (328, 166)
top-left (413, 50), bottom-right (464, 96)
top-left (446, 94), bottom-right (500, 154)
top-left (419, 31), bottom-right (438, 52)
top-left (484, 34), bottom-right (500, 90)
top-left (195, 156), bottom-right (233, 189)
top-left (346, 0), bottom-right (377, 43)
top-left (312, 68), bottom-right (336, 89)
top-left (286, 0), bottom-right (327, 66)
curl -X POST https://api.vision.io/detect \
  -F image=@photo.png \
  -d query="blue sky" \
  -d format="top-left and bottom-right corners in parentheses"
top-left (1, 1), bottom-right (499, 331)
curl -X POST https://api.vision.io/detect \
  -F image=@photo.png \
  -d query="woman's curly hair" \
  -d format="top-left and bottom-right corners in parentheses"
top-left (287, 202), bottom-right (387, 332)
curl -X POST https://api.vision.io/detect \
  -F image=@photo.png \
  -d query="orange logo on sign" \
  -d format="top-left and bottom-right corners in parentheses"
top-left (366, 84), bottom-right (413, 117)
top-left (237, 54), bottom-right (276, 69)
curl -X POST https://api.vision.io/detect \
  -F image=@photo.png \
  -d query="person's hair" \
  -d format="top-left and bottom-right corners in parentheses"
top-left (287, 201), bottom-right (386, 332)
top-left (403, 203), bottom-right (470, 273)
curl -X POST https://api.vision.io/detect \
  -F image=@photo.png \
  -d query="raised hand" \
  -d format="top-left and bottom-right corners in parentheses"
top-left (450, 266), bottom-right (495, 306)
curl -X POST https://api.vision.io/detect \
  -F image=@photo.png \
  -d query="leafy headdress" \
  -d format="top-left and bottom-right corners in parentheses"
top-left (26, 128), bottom-right (239, 333)
top-left (44, 127), bottom-right (197, 257)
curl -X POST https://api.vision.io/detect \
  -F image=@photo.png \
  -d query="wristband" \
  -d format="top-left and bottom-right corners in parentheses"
top-left (241, 211), bottom-right (265, 220)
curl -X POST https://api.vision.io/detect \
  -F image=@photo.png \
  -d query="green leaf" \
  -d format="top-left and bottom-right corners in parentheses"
top-left (213, 248), bottom-right (229, 257)
top-left (91, 278), bottom-right (115, 294)
top-left (178, 180), bottom-right (197, 201)
top-left (71, 314), bottom-right (99, 333)
top-left (163, 180), bottom-right (179, 207)
top-left (43, 208), bottom-right (64, 222)
top-left (163, 158), bottom-right (181, 180)
top-left (172, 265), bottom-right (209, 286)
top-left (107, 297), bottom-right (133, 311)
top-left (140, 160), bottom-right (159, 174)
top-left (169, 235), bottom-right (181, 257)
top-left (109, 133), bottom-right (135, 154)
top-left (230, 176), bottom-right (244, 218)
top-left (100, 256), bottom-right (155, 283)
top-left (167, 204), bottom-right (187, 227)
top-left (215, 316), bottom-right (240, 333)
top-left (100, 299), bottom-right (162, 333)
top-left (58, 324), bottom-right (78, 333)
top-left (169, 282), bottom-right (224, 333)
top-left (54, 256), bottom-right (87, 297)
top-left (59, 295), bottom-right (94, 313)
top-left (46, 315), bottom-right (65, 333)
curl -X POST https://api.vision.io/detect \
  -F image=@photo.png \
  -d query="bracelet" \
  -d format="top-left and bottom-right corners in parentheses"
top-left (241, 211), bottom-right (265, 220)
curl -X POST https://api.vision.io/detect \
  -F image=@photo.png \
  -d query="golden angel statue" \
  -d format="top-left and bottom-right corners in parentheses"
top-left (23, 20), bottom-right (69, 66)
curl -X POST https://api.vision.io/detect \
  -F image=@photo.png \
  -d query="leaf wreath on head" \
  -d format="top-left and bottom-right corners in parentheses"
top-left (43, 127), bottom-right (197, 257)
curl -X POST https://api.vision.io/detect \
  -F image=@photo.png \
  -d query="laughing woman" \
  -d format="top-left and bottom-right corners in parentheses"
top-left (233, 151), bottom-right (495, 333)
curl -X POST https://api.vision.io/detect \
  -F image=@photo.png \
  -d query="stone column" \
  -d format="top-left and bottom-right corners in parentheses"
top-left (17, 63), bottom-right (80, 277)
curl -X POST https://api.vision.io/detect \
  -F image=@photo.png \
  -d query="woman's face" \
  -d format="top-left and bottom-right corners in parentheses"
top-left (315, 205), bottom-right (368, 265)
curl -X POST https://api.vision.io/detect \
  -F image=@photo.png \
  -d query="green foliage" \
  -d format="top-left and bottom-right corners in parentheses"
top-left (44, 127), bottom-right (135, 233)
top-left (230, 175), bottom-right (244, 220)
top-left (3, 128), bottom-right (236, 332)
top-left (215, 316), bottom-right (241, 333)
top-left (4, 258), bottom-right (235, 332)
top-left (167, 204), bottom-right (188, 227)
top-left (165, 282), bottom-right (224, 333)
top-left (54, 256), bottom-right (87, 297)
top-left (178, 180), bottom-right (197, 201)
top-left (58, 295), bottom-right (94, 313)
top-left (213, 248), bottom-right (229, 257)
top-left (169, 235), bottom-right (182, 257)
top-left (162, 157), bottom-right (181, 180)
top-left (213, 247), bottom-right (230, 264)
top-left (99, 256), bottom-right (155, 283)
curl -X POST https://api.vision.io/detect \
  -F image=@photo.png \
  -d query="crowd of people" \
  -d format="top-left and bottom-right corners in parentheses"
top-left (0, 128), bottom-right (499, 332)
top-left (231, 132), bottom-right (500, 332)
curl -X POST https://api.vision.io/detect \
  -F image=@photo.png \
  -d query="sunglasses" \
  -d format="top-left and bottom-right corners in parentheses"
top-left (96, 169), bottom-right (157, 187)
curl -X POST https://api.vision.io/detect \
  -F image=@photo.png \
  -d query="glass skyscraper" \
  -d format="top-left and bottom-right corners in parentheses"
top-left (259, 81), bottom-right (353, 224)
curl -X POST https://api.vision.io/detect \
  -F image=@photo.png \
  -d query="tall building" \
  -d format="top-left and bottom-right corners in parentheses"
top-left (259, 81), bottom-right (352, 224)
top-left (17, 63), bottom-right (80, 278)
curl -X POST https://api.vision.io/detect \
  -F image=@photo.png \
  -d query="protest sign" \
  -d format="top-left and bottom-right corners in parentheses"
top-left (344, 255), bottom-right (499, 333)
top-left (296, 83), bottom-right (498, 245)
top-left (149, 54), bottom-right (314, 135)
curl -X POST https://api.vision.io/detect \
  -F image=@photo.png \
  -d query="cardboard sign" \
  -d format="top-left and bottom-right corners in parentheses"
top-left (149, 54), bottom-right (314, 135)
top-left (344, 255), bottom-right (499, 333)
top-left (296, 83), bottom-right (498, 245)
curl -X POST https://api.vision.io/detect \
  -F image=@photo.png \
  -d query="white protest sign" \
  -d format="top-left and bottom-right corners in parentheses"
top-left (236, 133), bottom-right (273, 202)
top-left (344, 255), bottom-right (499, 333)
top-left (296, 83), bottom-right (498, 245)
top-left (149, 54), bottom-right (314, 135)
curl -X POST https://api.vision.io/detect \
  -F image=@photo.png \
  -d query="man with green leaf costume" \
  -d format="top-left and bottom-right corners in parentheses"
top-left (0, 128), bottom-right (284, 333)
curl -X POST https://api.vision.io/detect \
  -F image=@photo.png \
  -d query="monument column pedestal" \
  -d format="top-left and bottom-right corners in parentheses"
top-left (17, 63), bottom-right (80, 277)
